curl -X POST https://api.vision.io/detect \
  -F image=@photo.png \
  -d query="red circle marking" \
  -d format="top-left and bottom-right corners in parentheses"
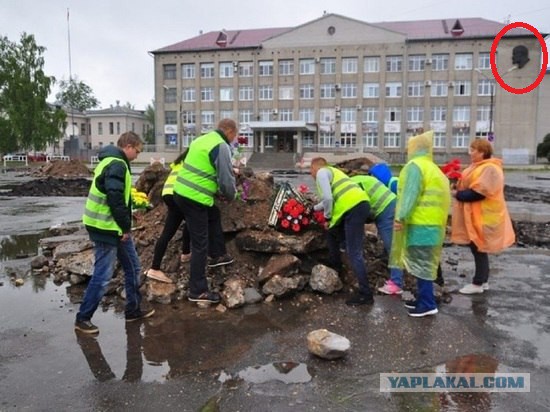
top-left (491, 22), bottom-right (548, 94)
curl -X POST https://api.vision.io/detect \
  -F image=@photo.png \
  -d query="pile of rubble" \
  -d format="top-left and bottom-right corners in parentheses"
top-left (37, 161), bottom-right (399, 309)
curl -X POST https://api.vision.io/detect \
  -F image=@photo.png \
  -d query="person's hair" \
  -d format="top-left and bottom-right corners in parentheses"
top-left (470, 139), bottom-right (493, 159)
top-left (217, 118), bottom-right (237, 135)
top-left (310, 157), bottom-right (328, 168)
top-left (117, 131), bottom-right (143, 149)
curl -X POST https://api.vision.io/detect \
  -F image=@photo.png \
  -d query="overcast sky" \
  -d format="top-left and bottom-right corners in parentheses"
top-left (2, 0), bottom-right (549, 110)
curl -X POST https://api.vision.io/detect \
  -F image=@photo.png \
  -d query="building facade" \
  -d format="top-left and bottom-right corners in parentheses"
top-left (152, 13), bottom-right (546, 163)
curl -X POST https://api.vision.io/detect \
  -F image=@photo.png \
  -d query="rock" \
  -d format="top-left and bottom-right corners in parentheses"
top-left (243, 287), bottom-right (263, 304)
top-left (146, 281), bottom-right (177, 304)
top-left (307, 329), bottom-right (350, 360)
top-left (258, 254), bottom-right (301, 283)
top-left (221, 277), bottom-right (247, 308)
top-left (262, 274), bottom-right (308, 297)
top-left (14, 278), bottom-right (25, 286)
top-left (69, 274), bottom-right (88, 285)
top-left (236, 229), bottom-right (325, 254)
top-left (58, 249), bottom-right (94, 276)
top-left (309, 264), bottom-right (343, 294)
top-left (30, 255), bottom-right (49, 269)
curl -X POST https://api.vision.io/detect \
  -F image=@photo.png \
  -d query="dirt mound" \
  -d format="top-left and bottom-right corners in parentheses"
top-left (34, 160), bottom-right (92, 178)
top-left (1, 176), bottom-right (90, 196)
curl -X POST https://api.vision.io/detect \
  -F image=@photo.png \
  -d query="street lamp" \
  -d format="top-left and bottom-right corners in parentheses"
top-left (475, 66), bottom-right (518, 140)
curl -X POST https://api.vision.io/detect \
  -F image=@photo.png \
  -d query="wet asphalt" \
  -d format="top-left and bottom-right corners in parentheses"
top-left (1, 169), bottom-right (550, 411)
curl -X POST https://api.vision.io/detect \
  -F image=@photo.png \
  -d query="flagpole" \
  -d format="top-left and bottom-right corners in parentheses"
top-left (66, 8), bottom-right (77, 153)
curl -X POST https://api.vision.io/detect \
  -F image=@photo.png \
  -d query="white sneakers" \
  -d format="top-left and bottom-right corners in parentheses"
top-left (459, 282), bottom-right (489, 294)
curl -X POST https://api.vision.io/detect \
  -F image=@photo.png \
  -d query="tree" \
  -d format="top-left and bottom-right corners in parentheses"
top-left (55, 76), bottom-right (99, 113)
top-left (0, 33), bottom-right (66, 154)
top-left (536, 133), bottom-right (550, 161)
top-left (144, 100), bottom-right (155, 144)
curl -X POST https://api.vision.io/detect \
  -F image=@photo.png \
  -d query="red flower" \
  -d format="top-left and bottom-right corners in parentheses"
top-left (441, 158), bottom-right (462, 180)
top-left (281, 219), bottom-right (290, 228)
top-left (291, 223), bottom-right (301, 232)
top-left (298, 184), bottom-right (309, 193)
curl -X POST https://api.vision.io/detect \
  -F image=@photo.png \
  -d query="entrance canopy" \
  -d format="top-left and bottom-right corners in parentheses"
top-left (248, 121), bottom-right (317, 132)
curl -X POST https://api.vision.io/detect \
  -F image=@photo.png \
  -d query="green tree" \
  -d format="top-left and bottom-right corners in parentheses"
top-left (0, 33), bottom-right (66, 154)
top-left (144, 100), bottom-right (155, 144)
top-left (536, 133), bottom-right (550, 161)
top-left (55, 76), bottom-right (99, 113)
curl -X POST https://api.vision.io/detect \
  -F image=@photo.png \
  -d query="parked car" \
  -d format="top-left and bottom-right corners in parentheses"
top-left (27, 152), bottom-right (47, 162)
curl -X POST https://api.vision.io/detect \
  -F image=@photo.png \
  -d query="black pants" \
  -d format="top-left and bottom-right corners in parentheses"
top-left (173, 194), bottom-right (226, 295)
top-left (469, 242), bottom-right (489, 285)
top-left (151, 195), bottom-right (190, 270)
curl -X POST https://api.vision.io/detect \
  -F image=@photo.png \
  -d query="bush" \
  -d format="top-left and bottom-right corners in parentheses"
top-left (536, 133), bottom-right (550, 160)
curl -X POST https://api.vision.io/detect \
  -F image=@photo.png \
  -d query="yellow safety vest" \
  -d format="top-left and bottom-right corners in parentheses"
top-left (351, 175), bottom-right (396, 217)
top-left (162, 162), bottom-right (183, 197)
top-left (82, 157), bottom-right (131, 235)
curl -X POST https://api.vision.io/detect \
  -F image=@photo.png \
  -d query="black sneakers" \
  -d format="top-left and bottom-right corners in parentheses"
top-left (188, 291), bottom-right (221, 303)
top-left (125, 308), bottom-right (155, 322)
top-left (75, 319), bottom-right (99, 334)
top-left (403, 299), bottom-right (417, 309)
top-left (345, 292), bottom-right (374, 306)
top-left (207, 254), bottom-right (234, 268)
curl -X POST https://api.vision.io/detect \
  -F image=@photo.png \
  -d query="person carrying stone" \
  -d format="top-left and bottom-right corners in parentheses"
top-left (75, 132), bottom-right (154, 334)
top-left (389, 131), bottom-right (450, 317)
top-left (310, 157), bottom-right (374, 306)
top-left (173, 118), bottom-right (238, 304)
top-left (350, 174), bottom-right (404, 295)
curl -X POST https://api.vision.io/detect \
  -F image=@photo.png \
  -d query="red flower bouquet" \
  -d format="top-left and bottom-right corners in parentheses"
top-left (441, 158), bottom-right (462, 184)
top-left (276, 197), bottom-right (312, 233)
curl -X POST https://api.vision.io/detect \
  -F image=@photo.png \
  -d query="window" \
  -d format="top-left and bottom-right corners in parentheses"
top-left (181, 63), bottom-right (195, 79)
top-left (116, 122), bottom-right (120, 135)
top-left (383, 133), bottom-right (401, 148)
top-left (182, 87), bottom-right (195, 102)
top-left (201, 111), bottom-right (215, 127)
top-left (319, 131), bottom-right (335, 148)
top-left (239, 86), bottom-right (253, 101)
top-left (239, 62), bottom-right (253, 77)
top-left (201, 87), bottom-right (214, 102)
top-left (219, 87), bottom-right (233, 101)
top-left (342, 57), bottom-right (358, 73)
top-left (478, 52), bottom-right (491, 70)
top-left (299, 58), bottom-right (315, 75)
top-left (279, 60), bottom-right (294, 76)
top-left (407, 107), bottom-right (424, 122)
top-left (258, 85), bottom-right (273, 100)
top-left (164, 87), bottom-right (177, 103)
top-left (364, 56), bottom-right (380, 73)
top-left (340, 108), bottom-right (356, 123)
top-left (259, 61), bottom-right (273, 76)
top-left (341, 83), bottom-right (357, 98)
top-left (219, 62), bottom-right (233, 78)
top-left (478, 79), bottom-right (494, 96)
top-left (279, 109), bottom-right (293, 121)
top-left (181, 111), bottom-right (195, 126)
top-left (431, 81), bottom-right (448, 97)
top-left (279, 86), bottom-right (294, 100)
top-left (434, 132), bottom-right (446, 148)
top-left (320, 58), bottom-right (336, 74)
top-left (239, 109), bottom-right (253, 124)
top-left (363, 129), bottom-right (378, 147)
top-left (454, 80), bottom-right (471, 96)
top-left (455, 53), bottom-right (473, 70)
top-left (220, 110), bottom-right (233, 119)
top-left (408, 55), bottom-right (426, 71)
top-left (477, 105), bottom-right (491, 121)
top-left (259, 109), bottom-right (271, 121)
top-left (408, 82), bottom-right (424, 97)
top-left (299, 84), bottom-right (315, 99)
top-left (385, 82), bottom-right (402, 98)
top-left (386, 56), bottom-right (403, 72)
top-left (98, 122), bottom-right (103, 135)
top-left (320, 108), bottom-right (336, 124)
top-left (200, 63), bottom-right (215, 78)
top-left (363, 83), bottom-right (379, 98)
top-left (453, 106), bottom-right (470, 122)
top-left (299, 108), bottom-right (315, 122)
top-left (165, 111), bottom-right (177, 124)
top-left (385, 107), bottom-right (401, 122)
top-left (164, 64), bottom-right (176, 80)
top-left (432, 54), bottom-right (449, 71)
top-left (363, 107), bottom-right (378, 123)
top-left (452, 130), bottom-right (469, 148)
top-left (320, 83), bottom-right (336, 99)
top-left (431, 106), bottom-right (447, 121)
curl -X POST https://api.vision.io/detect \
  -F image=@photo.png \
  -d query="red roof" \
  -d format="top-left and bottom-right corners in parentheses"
top-left (152, 16), bottom-right (536, 54)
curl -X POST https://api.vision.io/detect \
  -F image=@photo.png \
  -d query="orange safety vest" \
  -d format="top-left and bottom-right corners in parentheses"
top-left (451, 158), bottom-right (515, 253)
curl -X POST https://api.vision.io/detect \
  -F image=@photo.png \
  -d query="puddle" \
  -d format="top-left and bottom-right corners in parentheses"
top-left (0, 233), bottom-right (44, 262)
top-left (220, 362), bottom-right (311, 384)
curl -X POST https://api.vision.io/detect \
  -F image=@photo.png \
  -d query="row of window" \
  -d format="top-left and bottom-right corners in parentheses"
top-left (167, 79), bottom-right (494, 103)
top-left (168, 105), bottom-right (491, 125)
top-left (164, 53), bottom-right (490, 79)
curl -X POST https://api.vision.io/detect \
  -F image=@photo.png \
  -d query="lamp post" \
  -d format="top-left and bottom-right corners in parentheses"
top-left (475, 66), bottom-right (518, 141)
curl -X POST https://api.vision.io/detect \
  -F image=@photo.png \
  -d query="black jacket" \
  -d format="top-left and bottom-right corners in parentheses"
top-left (85, 145), bottom-right (133, 246)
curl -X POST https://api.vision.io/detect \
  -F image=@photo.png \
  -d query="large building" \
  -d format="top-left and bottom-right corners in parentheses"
top-left (151, 13), bottom-right (547, 163)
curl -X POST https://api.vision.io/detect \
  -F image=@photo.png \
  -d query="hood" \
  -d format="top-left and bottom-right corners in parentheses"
top-left (407, 130), bottom-right (434, 161)
top-left (98, 144), bottom-right (128, 163)
top-left (369, 163), bottom-right (393, 186)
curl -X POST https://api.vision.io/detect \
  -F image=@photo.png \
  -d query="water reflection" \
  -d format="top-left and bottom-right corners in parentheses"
top-left (0, 233), bottom-right (43, 262)
top-left (235, 361), bottom-right (311, 384)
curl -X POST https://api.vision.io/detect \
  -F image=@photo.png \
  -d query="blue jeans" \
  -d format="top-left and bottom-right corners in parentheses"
top-left (375, 200), bottom-right (403, 288)
top-left (76, 238), bottom-right (142, 321)
top-left (416, 278), bottom-right (436, 311)
top-left (327, 201), bottom-right (372, 296)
